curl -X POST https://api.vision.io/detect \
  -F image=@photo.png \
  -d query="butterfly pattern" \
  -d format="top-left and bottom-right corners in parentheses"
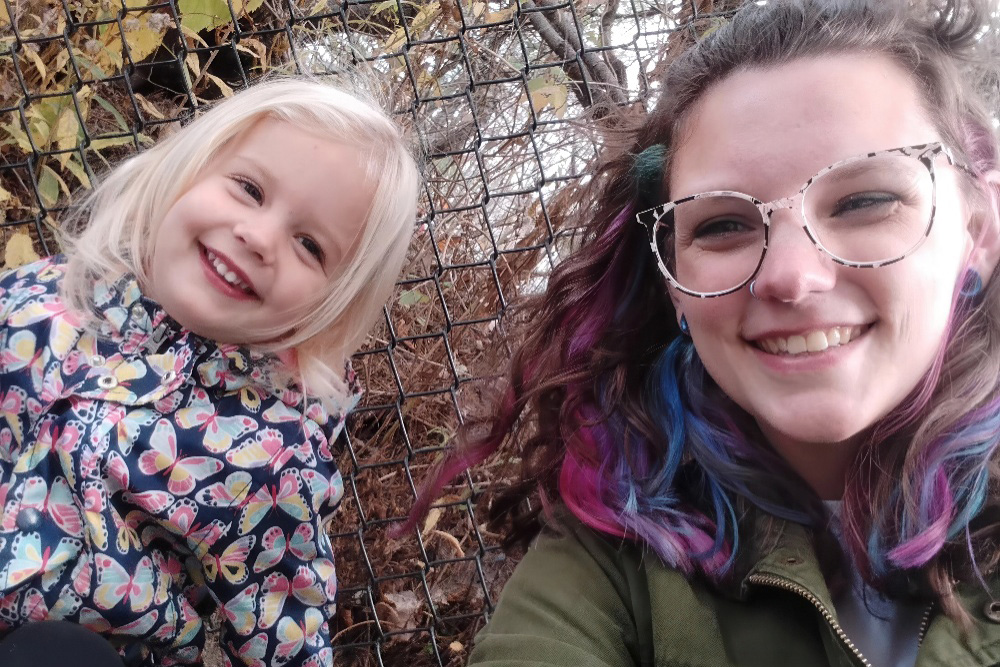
top-left (0, 258), bottom-right (360, 666)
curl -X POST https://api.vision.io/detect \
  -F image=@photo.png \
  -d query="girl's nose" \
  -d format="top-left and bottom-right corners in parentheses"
top-left (233, 218), bottom-right (278, 265)
top-left (749, 210), bottom-right (837, 303)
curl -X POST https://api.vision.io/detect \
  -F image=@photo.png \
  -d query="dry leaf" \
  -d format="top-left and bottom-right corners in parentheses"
top-left (4, 232), bottom-right (40, 269)
top-left (422, 507), bottom-right (442, 536)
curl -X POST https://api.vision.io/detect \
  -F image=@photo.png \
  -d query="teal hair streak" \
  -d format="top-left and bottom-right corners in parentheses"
top-left (634, 144), bottom-right (666, 204)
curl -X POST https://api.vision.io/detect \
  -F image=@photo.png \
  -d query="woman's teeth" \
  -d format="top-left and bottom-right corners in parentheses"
top-left (205, 249), bottom-right (253, 293)
top-left (757, 325), bottom-right (866, 355)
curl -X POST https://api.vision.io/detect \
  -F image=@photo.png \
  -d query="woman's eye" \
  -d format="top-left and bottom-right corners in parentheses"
top-left (832, 191), bottom-right (899, 215)
top-left (694, 218), bottom-right (750, 238)
top-left (297, 236), bottom-right (324, 262)
top-left (235, 177), bottom-right (264, 204)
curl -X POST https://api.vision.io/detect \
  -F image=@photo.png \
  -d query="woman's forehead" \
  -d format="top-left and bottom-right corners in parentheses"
top-left (667, 54), bottom-right (939, 199)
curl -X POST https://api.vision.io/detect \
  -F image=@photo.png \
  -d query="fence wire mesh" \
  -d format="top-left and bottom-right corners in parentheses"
top-left (0, 0), bottom-right (742, 664)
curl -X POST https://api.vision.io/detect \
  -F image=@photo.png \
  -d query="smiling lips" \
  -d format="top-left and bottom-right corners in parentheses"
top-left (203, 247), bottom-right (257, 296)
top-left (754, 325), bottom-right (869, 356)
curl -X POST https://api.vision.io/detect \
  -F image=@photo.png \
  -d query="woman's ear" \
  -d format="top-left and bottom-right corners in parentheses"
top-left (968, 171), bottom-right (1000, 282)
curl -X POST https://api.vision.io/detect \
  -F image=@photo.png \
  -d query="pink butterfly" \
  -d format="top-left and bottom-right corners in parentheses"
top-left (274, 608), bottom-right (325, 663)
top-left (158, 498), bottom-right (228, 558)
top-left (80, 480), bottom-right (109, 551)
top-left (93, 554), bottom-right (156, 612)
top-left (257, 566), bottom-right (327, 630)
top-left (21, 586), bottom-right (82, 621)
top-left (18, 476), bottom-right (84, 537)
top-left (137, 420), bottom-right (223, 495)
top-left (225, 428), bottom-right (304, 472)
top-left (221, 582), bottom-right (259, 636)
top-left (252, 522), bottom-right (317, 573)
top-left (302, 647), bottom-right (333, 667)
top-left (195, 471), bottom-right (253, 510)
top-left (226, 632), bottom-right (268, 667)
top-left (237, 470), bottom-right (311, 536)
top-left (79, 606), bottom-right (159, 636)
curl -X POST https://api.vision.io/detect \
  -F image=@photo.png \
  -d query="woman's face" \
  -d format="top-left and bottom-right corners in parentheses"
top-left (668, 54), bottom-right (990, 482)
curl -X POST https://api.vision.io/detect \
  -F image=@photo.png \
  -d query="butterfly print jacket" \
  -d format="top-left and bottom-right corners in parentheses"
top-left (0, 257), bottom-right (361, 666)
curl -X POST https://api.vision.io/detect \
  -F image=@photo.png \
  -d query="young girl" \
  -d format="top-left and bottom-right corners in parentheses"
top-left (414, 1), bottom-right (1000, 665)
top-left (0, 77), bottom-right (420, 666)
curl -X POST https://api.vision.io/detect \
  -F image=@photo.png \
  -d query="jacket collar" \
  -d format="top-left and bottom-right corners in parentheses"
top-left (92, 271), bottom-right (299, 400)
top-left (739, 516), bottom-right (1000, 665)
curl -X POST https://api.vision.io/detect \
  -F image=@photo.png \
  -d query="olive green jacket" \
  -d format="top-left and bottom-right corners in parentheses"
top-left (468, 519), bottom-right (1000, 667)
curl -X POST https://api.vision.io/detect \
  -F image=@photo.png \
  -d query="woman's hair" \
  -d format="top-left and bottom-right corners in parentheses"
top-left (414, 0), bottom-right (1000, 622)
top-left (61, 75), bottom-right (421, 402)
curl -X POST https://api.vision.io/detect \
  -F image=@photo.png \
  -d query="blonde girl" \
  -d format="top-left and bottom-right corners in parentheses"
top-left (0, 76), bottom-right (419, 667)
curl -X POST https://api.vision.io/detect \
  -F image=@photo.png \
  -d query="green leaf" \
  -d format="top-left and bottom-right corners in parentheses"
top-left (62, 156), bottom-right (92, 189)
top-left (398, 289), bottom-right (428, 307)
top-left (38, 164), bottom-right (63, 207)
top-left (178, 0), bottom-right (231, 34)
top-left (91, 94), bottom-right (131, 133)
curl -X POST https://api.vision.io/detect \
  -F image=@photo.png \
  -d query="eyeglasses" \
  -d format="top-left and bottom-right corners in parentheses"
top-left (635, 142), bottom-right (974, 298)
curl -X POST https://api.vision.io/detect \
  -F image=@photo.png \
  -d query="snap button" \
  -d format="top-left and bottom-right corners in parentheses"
top-left (90, 354), bottom-right (105, 366)
top-left (16, 507), bottom-right (42, 530)
top-left (163, 370), bottom-right (177, 384)
top-left (97, 375), bottom-right (118, 389)
top-left (984, 601), bottom-right (1000, 623)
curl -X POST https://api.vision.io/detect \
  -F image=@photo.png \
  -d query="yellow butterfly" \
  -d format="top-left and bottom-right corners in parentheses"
top-left (203, 534), bottom-right (255, 585)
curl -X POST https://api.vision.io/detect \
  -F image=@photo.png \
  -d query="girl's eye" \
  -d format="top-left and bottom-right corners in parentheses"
top-left (235, 177), bottom-right (264, 204)
top-left (297, 236), bottom-right (324, 263)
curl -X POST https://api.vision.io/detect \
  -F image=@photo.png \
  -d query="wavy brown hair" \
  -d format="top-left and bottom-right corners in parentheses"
top-left (411, 0), bottom-right (1000, 624)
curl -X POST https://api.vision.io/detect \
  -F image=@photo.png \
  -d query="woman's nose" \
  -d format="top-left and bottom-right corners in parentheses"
top-left (749, 210), bottom-right (837, 303)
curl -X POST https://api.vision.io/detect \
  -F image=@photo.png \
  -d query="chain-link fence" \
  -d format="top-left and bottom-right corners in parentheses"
top-left (0, 1), bottom-right (741, 664)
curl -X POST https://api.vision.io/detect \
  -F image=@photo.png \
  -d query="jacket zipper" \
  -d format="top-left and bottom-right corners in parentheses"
top-left (916, 602), bottom-right (934, 647)
top-left (747, 573), bottom-right (872, 667)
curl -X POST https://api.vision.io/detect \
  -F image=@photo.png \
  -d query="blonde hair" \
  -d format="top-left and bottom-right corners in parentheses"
top-left (61, 75), bottom-right (421, 403)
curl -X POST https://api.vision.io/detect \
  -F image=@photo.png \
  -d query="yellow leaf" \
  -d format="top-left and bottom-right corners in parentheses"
top-left (0, 2), bottom-right (9, 26)
top-left (448, 641), bottom-right (464, 653)
top-left (23, 47), bottom-right (47, 81)
top-left (53, 107), bottom-right (80, 156)
top-left (178, 23), bottom-right (210, 48)
top-left (4, 233), bottom-right (40, 269)
top-left (421, 507), bottom-right (442, 536)
top-left (124, 22), bottom-right (165, 62)
top-left (90, 135), bottom-right (137, 151)
top-left (134, 93), bottom-right (165, 120)
top-left (0, 185), bottom-right (10, 203)
top-left (206, 73), bottom-right (234, 97)
top-left (185, 51), bottom-right (201, 78)
top-left (1, 121), bottom-right (32, 152)
top-left (235, 37), bottom-right (267, 63)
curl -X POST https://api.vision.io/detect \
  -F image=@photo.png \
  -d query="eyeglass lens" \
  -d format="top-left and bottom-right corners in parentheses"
top-left (645, 153), bottom-right (934, 294)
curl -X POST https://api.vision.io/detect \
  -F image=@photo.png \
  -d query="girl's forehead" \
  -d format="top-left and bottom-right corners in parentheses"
top-left (667, 53), bottom-right (937, 199)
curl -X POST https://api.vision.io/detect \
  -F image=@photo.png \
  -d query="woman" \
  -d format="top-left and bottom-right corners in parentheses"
top-left (415, 0), bottom-right (1000, 665)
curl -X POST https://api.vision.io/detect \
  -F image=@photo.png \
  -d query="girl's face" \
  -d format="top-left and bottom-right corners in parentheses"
top-left (668, 54), bottom-right (996, 488)
top-left (148, 118), bottom-right (373, 345)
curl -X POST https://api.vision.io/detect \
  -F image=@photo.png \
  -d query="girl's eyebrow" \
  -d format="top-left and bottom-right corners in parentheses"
top-left (231, 154), bottom-right (273, 182)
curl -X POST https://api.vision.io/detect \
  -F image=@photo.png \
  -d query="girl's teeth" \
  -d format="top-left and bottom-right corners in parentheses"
top-left (206, 250), bottom-right (251, 292)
